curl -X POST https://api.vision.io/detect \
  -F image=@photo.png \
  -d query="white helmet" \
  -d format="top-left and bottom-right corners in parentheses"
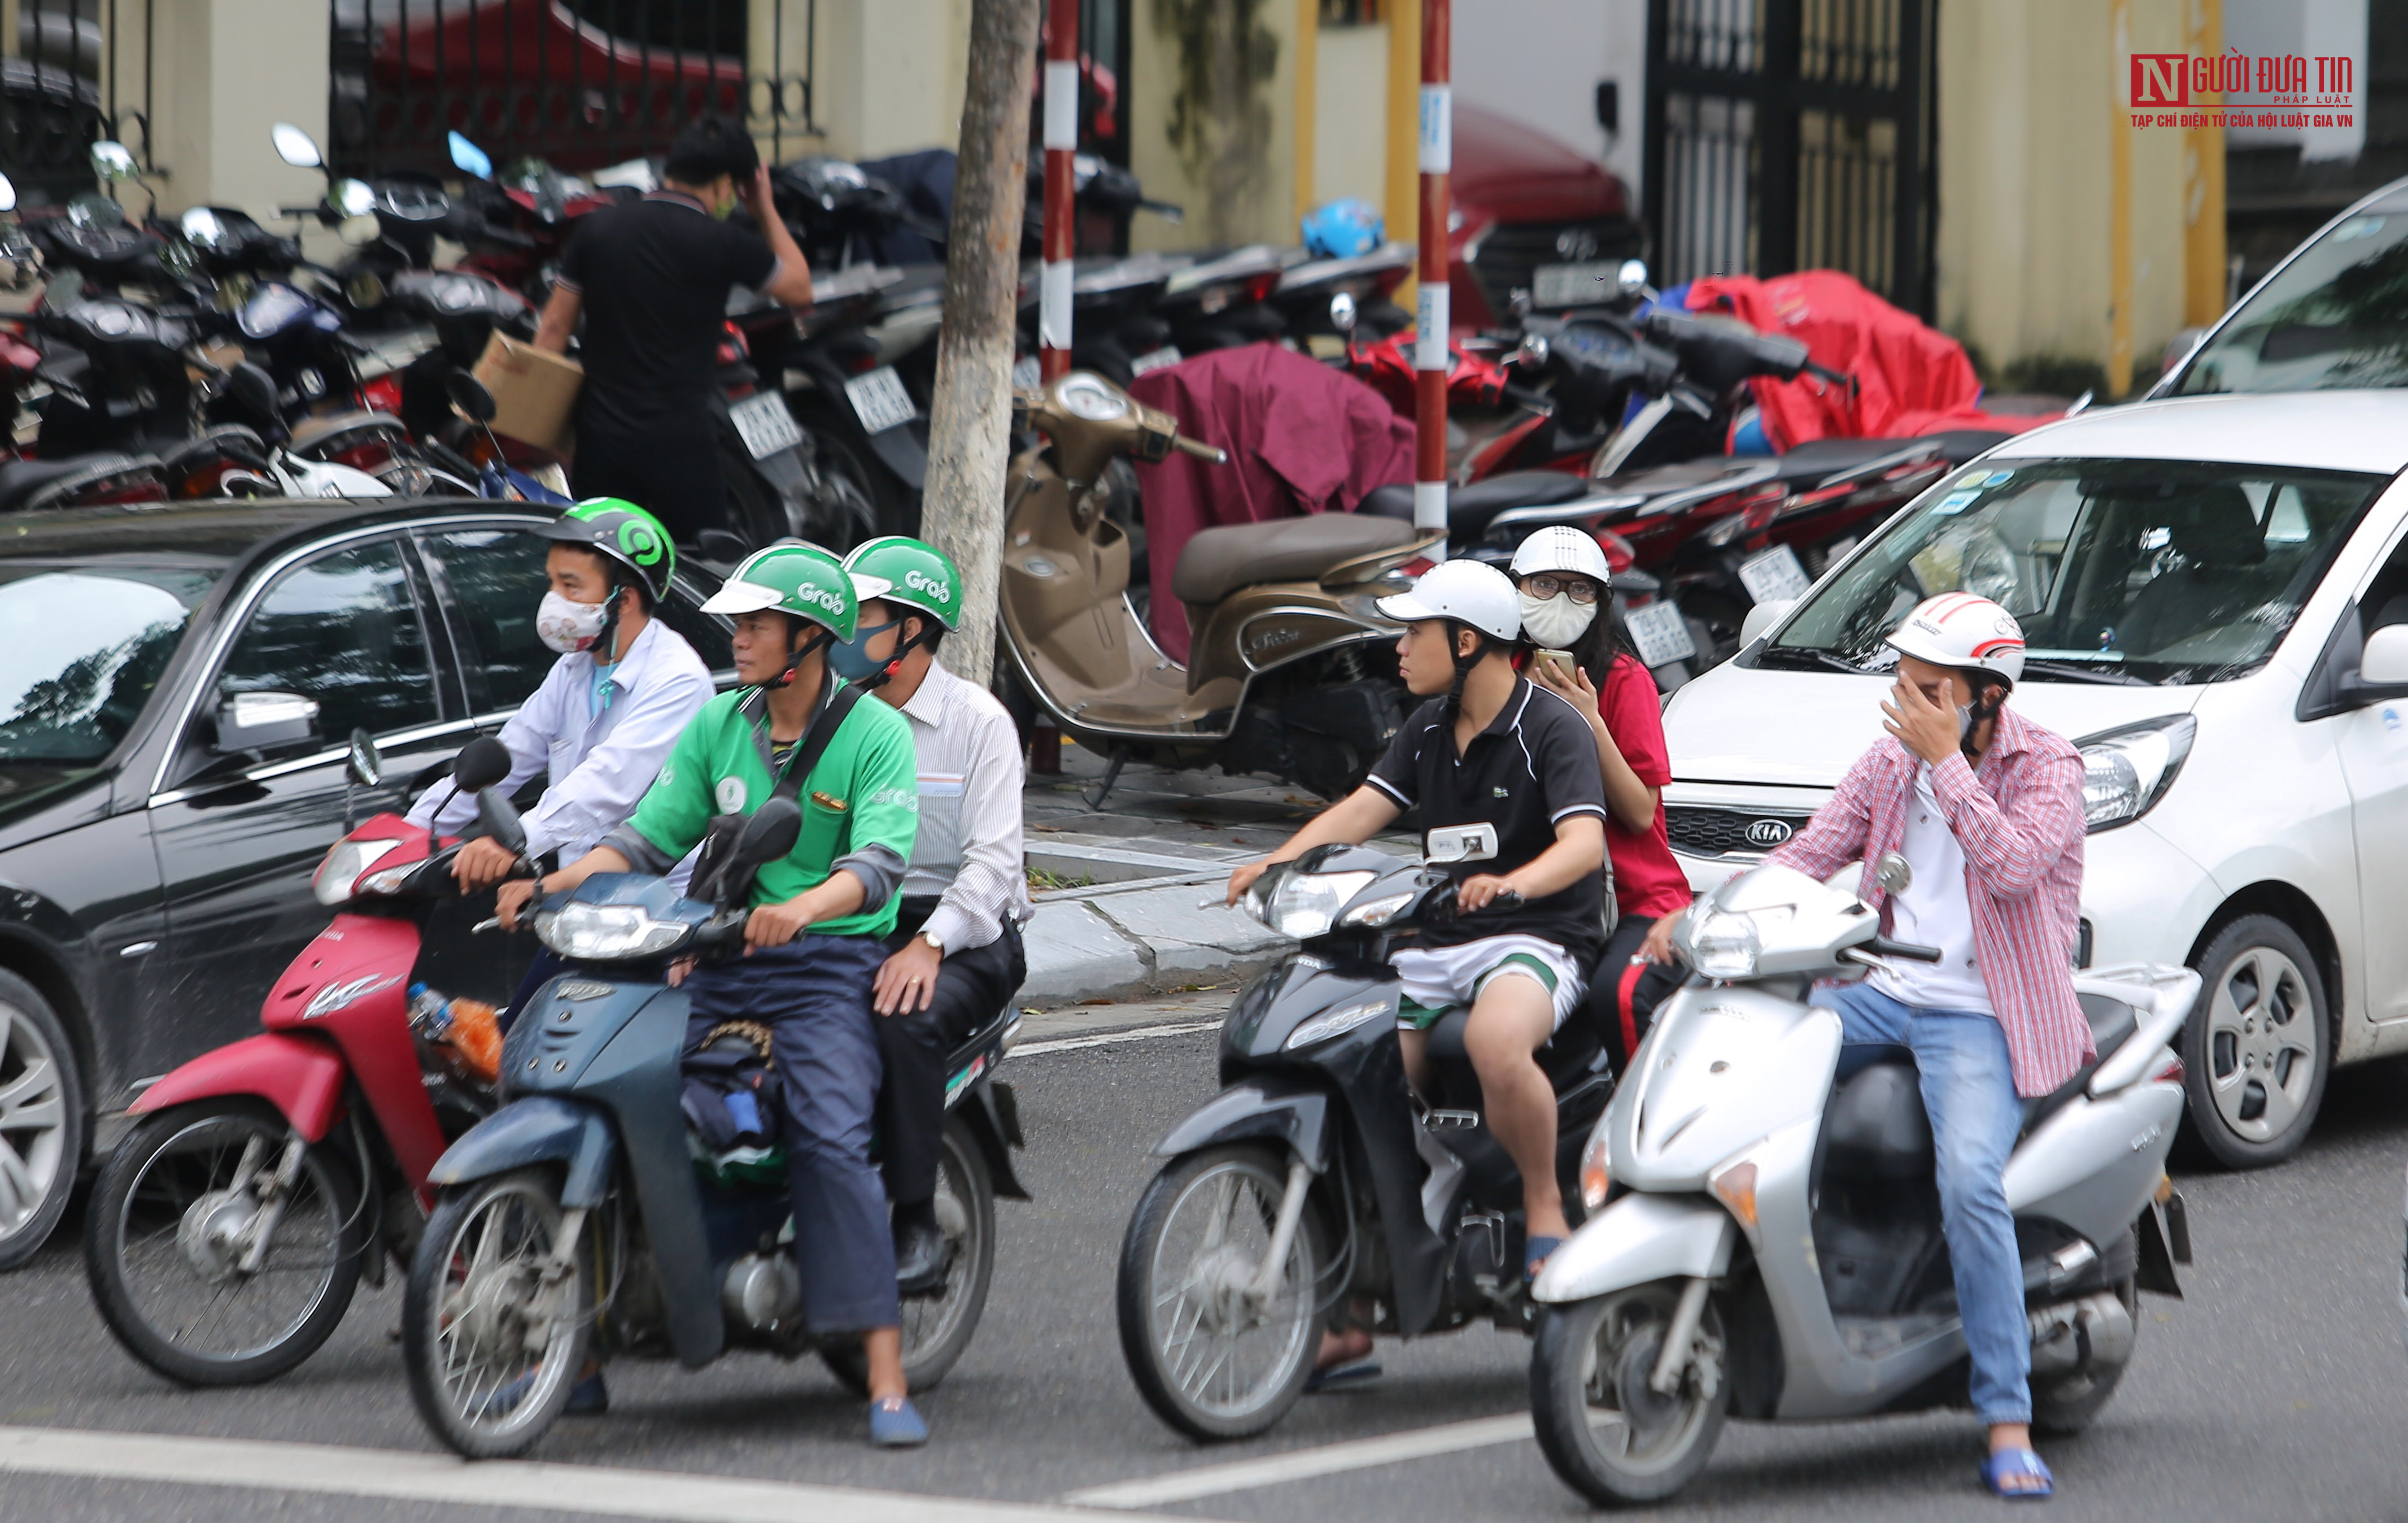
top-left (1508, 524), bottom-right (1613, 590)
top-left (1376, 557), bottom-right (1520, 642)
top-left (1885, 593), bottom-right (2026, 686)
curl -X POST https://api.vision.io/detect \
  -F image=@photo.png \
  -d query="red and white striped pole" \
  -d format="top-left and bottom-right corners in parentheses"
top-left (1039, 0), bottom-right (1079, 382)
top-left (1412, 0), bottom-right (1451, 556)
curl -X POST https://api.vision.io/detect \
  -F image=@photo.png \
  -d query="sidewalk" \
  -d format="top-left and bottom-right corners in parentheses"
top-left (1015, 741), bottom-right (1414, 1007)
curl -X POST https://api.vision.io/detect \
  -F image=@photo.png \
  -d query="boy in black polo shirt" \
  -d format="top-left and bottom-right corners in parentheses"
top-left (1226, 559), bottom-right (1607, 1290)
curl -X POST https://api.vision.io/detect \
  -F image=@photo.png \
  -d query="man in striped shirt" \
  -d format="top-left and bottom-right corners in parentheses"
top-left (1747, 593), bottom-right (2087, 1499)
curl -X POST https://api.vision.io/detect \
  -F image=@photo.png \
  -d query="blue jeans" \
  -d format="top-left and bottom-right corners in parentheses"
top-left (1813, 982), bottom-right (2030, 1426)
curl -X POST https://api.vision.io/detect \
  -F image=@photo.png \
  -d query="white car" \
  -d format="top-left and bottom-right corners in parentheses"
top-left (1659, 390), bottom-right (2408, 1167)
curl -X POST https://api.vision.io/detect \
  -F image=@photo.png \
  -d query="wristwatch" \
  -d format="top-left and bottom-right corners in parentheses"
top-left (920, 927), bottom-right (948, 955)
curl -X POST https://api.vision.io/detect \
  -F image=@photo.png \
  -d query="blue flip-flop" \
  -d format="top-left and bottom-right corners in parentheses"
top-left (1303, 1359), bottom-right (1383, 1394)
top-left (1981, 1448), bottom-right (2053, 1500)
top-left (870, 1395), bottom-right (930, 1448)
top-left (1524, 1234), bottom-right (1566, 1287)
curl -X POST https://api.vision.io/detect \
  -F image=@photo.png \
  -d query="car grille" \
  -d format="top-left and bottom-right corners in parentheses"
top-left (1665, 805), bottom-right (1817, 858)
top-left (1468, 216), bottom-right (1646, 320)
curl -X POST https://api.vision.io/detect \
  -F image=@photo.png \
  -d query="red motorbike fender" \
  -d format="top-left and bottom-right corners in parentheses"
top-left (127, 1030), bottom-right (347, 1142)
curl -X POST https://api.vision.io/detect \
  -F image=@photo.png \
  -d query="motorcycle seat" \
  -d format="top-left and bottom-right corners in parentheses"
top-left (1172, 512), bottom-right (1417, 605)
top-left (1359, 470), bottom-right (1593, 536)
top-left (289, 411), bottom-right (408, 459)
top-left (1423, 1003), bottom-right (1607, 1093)
top-left (0, 452), bottom-right (156, 512)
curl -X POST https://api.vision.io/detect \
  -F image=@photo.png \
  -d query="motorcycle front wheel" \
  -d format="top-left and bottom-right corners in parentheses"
top-left (1530, 1282), bottom-right (1729, 1507)
top-left (1116, 1142), bottom-right (1325, 1441)
top-left (402, 1168), bottom-right (592, 1460)
top-left (822, 1113), bottom-right (997, 1394)
top-left (84, 1100), bottom-right (365, 1386)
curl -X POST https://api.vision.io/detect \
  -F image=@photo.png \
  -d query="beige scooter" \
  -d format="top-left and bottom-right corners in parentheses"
top-left (998, 371), bottom-right (1440, 800)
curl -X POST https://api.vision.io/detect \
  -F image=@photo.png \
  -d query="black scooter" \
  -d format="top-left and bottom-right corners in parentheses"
top-left (401, 797), bottom-right (1025, 1458)
top-left (1118, 832), bottom-right (1615, 1440)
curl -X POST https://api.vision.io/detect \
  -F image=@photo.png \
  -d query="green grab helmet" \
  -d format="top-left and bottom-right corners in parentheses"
top-left (842, 535), bottom-right (962, 631)
top-left (700, 541), bottom-right (889, 643)
top-left (535, 498), bottom-right (675, 603)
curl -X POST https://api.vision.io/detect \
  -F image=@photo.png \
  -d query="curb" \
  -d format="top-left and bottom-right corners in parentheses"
top-left (1018, 885), bottom-right (1295, 1006)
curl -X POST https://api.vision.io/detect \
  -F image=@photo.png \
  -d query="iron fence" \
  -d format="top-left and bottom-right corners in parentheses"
top-left (0, 2), bottom-right (145, 208)
top-left (329, 0), bottom-right (818, 178)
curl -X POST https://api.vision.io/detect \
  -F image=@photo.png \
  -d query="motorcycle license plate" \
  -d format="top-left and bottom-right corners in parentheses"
top-left (1624, 599), bottom-right (1696, 668)
top-left (1129, 345), bottom-right (1184, 376)
top-left (1738, 543), bottom-right (1813, 604)
top-left (729, 391), bottom-right (804, 460)
top-left (844, 365), bottom-right (918, 434)
top-left (1533, 260), bottom-right (1619, 308)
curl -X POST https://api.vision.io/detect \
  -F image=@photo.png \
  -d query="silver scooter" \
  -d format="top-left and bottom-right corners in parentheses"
top-left (1526, 856), bottom-right (2197, 1505)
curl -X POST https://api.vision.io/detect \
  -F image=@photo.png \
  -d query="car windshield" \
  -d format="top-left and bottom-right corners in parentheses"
top-left (1762, 458), bottom-right (2386, 686)
top-left (2170, 190), bottom-right (2408, 393)
top-left (0, 564), bottom-right (219, 763)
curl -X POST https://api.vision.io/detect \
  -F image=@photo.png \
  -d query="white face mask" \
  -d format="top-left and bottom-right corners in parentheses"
top-left (1517, 590), bottom-right (1596, 650)
top-left (1956, 702), bottom-right (1974, 741)
top-left (536, 588), bottom-right (609, 654)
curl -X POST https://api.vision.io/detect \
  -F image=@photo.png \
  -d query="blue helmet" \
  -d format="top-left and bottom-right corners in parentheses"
top-left (1301, 198), bottom-right (1384, 260)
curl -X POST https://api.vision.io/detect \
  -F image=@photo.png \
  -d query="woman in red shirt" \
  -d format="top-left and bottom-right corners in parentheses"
top-left (1508, 528), bottom-right (1692, 1067)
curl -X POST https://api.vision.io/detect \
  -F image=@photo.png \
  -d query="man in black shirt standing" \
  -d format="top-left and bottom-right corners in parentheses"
top-left (1226, 559), bottom-right (1608, 1289)
top-left (534, 116), bottom-right (817, 543)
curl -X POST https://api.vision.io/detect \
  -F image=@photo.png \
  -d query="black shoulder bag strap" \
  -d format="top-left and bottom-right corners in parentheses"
top-left (692, 680), bottom-right (867, 906)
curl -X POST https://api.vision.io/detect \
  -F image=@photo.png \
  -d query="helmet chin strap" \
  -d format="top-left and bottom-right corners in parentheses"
top-left (853, 619), bottom-right (940, 692)
top-left (1443, 622), bottom-right (1492, 724)
top-left (769, 624), bottom-right (836, 690)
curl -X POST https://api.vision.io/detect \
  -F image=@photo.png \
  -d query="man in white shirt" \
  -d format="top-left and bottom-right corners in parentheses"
top-left (837, 537), bottom-right (1031, 1291)
top-left (409, 499), bottom-right (714, 1025)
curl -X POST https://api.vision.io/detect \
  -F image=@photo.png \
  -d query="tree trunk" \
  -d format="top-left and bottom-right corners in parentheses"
top-left (921, 0), bottom-right (1041, 693)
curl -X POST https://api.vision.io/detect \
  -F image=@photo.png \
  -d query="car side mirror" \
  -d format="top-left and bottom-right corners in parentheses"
top-left (345, 728), bottom-right (383, 788)
top-left (214, 691), bottom-right (319, 752)
top-left (1424, 822), bottom-right (1498, 865)
top-left (2359, 623), bottom-right (2408, 687)
top-left (1738, 597), bottom-right (1797, 650)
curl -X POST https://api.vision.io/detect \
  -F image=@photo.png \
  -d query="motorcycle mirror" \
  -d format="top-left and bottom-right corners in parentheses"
top-left (0, 173), bottom-right (17, 214)
top-left (1874, 851), bottom-right (1914, 896)
top-left (452, 736), bottom-right (514, 793)
top-left (445, 370), bottom-right (499, 423)
top-left (223, 362), bottom-right (280, 427)
top-left (448, 130), bottom-right (494, 181)
top-left (346, 269), bottom-right (386, 309)
top-left (180, 204), bottom-right (228, 251)
top-left (734, 797), bottom-right (803, 871)
top-left (330, 177), bottom-right (375, 217)
top-left (1424, 821), bottom-right (1499, 865)
top-left (271, 122), bottom-right (323, 170)
top-left (1328, 290), bottom-right (1356, 334)
top-left (1617, 259), bottom-right (1651, 297)
top-left (1518, 331), bottom-right (1551, 368)
top-left (476, 786), bottom-right (528, 858)
top-left (337, 212), bottom-right (381, 247)
top-left (89, 140), bottom-right (138, 182)
top-left (344, 728), bottom-right (384, 789)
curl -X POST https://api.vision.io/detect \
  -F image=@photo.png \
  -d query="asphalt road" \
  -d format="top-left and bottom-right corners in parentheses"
top-left (3, 1021), bottom-right (2406, 1522)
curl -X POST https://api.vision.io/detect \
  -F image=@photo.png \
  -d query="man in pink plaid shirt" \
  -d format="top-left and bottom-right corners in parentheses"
top-left (1648, 592), bottom-right (2089, 1498)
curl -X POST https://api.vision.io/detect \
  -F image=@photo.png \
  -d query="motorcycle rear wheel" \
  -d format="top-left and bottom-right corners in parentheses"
top-left (84, 1100), bottom-right (364, 1386)
top-left (1530, 1283), bottom-right (1728, 1507)
top-left (402, 1168), bottom-right (592, 1459)
top-left (2030, 1277), bottom-right (2139, 1435)
top-left (822, 1114), bottom-right (997, 1394)
top-left (1117, 1142), bottom-right (1325, 1441)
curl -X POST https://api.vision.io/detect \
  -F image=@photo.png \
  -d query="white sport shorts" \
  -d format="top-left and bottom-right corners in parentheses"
top-left (1390, 933), bottom-right (1585, 1034)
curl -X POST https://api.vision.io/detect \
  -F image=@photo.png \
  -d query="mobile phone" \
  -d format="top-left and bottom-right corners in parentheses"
top-left (1535, 649), bottom-right (1577, 681)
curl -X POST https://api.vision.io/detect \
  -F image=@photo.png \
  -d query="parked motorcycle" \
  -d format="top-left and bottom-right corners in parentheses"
top-left (1526, 857), bottom-right (2195, 1505)
top-left (400, 797), bottom-right (1022, 1457)
top-left (1118, 832), bottom-right (1615, 1438)
top-left (1001, 371), bottom-right (1438, 802)
top-left (82, 736), bottom-right (517, 1386)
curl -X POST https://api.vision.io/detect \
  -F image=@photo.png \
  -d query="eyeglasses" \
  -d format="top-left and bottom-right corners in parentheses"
top-left (1521, 575), bottom-right (1600, 604)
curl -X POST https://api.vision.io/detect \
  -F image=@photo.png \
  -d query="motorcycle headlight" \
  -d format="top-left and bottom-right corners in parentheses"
top-left (2076, 715), bottom-right (2196, 831)
top-left (534, 902), bottom-right (693, 960)
top-left (1339, 890), bottom-right (1416, 929)
top-left (313, 836), bottom-right (402, 906)
top-left (1283, 998), bottom-right (1393, 1050)
top-left (1687, 911), bottom-right (1761, 981)
top-left (1257, 871), bottom-right (1377, 940)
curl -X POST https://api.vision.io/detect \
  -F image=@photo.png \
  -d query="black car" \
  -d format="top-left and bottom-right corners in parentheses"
top-left (0, 497), bottom-right (736, 1268)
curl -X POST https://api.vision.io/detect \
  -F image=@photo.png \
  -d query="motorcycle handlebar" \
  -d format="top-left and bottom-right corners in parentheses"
top-left (1862, 934), bottom-right (1943, 963)
top-left (1172, 435), bottom-right (1227, 464)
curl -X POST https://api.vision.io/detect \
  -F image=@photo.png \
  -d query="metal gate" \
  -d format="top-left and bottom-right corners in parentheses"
top-left (1642, 0), bottom-right (1934, 315)
top-left (330, 0), bottom-right (818, 177)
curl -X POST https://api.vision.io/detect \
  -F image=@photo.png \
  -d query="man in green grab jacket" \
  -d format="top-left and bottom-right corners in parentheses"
top-left (499, 542), bottom-right (929, 1446)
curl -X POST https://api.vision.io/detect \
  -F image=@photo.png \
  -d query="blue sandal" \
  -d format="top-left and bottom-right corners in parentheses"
top-left (1524, 1234), bottom-right (1566, 1287)
top-left (1981, 1448), bottom-right (2053, 1500)
top-left (1303, 1359), bottom-right (1382, 1394)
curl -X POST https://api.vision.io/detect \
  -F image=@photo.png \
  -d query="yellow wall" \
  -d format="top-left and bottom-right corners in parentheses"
top-left (1314, 23), bottom-right (1391, 215)
top-left (807, 0), bottom-right (974, 164)
top-left (1935, 0), bottom-right (2189, 392)
top-left (1131, 0), bottom-right (1299, 251)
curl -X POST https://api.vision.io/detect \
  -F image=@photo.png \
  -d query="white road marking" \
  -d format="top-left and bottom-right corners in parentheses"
top-left (1013, 1019), bottom-right (1220, 1056)
top-left (0, 1425), bottom-right (1192, 1522)
top-left (1058, 1413), bottom-right (1535, 1508)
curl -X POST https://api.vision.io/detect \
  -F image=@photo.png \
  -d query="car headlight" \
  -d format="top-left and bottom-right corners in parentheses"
top-left (2076, 715), bottom-right (2196, 832)
top-left (534, 902), bottom-right (693, 960)
top-left (1283, 998), bottom-right (1392, 1050)
top-left (1687, 911), bottom-right (1761, 980)
top-left (313, 837), bottom-right (402, 906)
top-left (1259, 871), bottom-right (1377, 940)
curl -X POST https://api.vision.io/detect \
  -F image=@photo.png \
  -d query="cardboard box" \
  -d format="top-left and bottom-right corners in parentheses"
top-left (470, 332), bottom-right (583, 453)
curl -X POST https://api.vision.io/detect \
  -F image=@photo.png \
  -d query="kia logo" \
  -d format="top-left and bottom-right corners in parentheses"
top-left (1745, 819), bottom-right (1793, 848)
top-left (1555, 228), bottom-right (1600, 261)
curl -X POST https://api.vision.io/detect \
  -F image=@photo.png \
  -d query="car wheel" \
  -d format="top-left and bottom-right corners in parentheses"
top-left (2181, 914), bottom-right (2329, 1169)
top-left (0, 973), bottom-right (84, 1270)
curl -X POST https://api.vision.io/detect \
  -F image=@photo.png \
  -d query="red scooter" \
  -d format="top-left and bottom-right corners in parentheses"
top-left (82, 735), bottom-right (521, 1386)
